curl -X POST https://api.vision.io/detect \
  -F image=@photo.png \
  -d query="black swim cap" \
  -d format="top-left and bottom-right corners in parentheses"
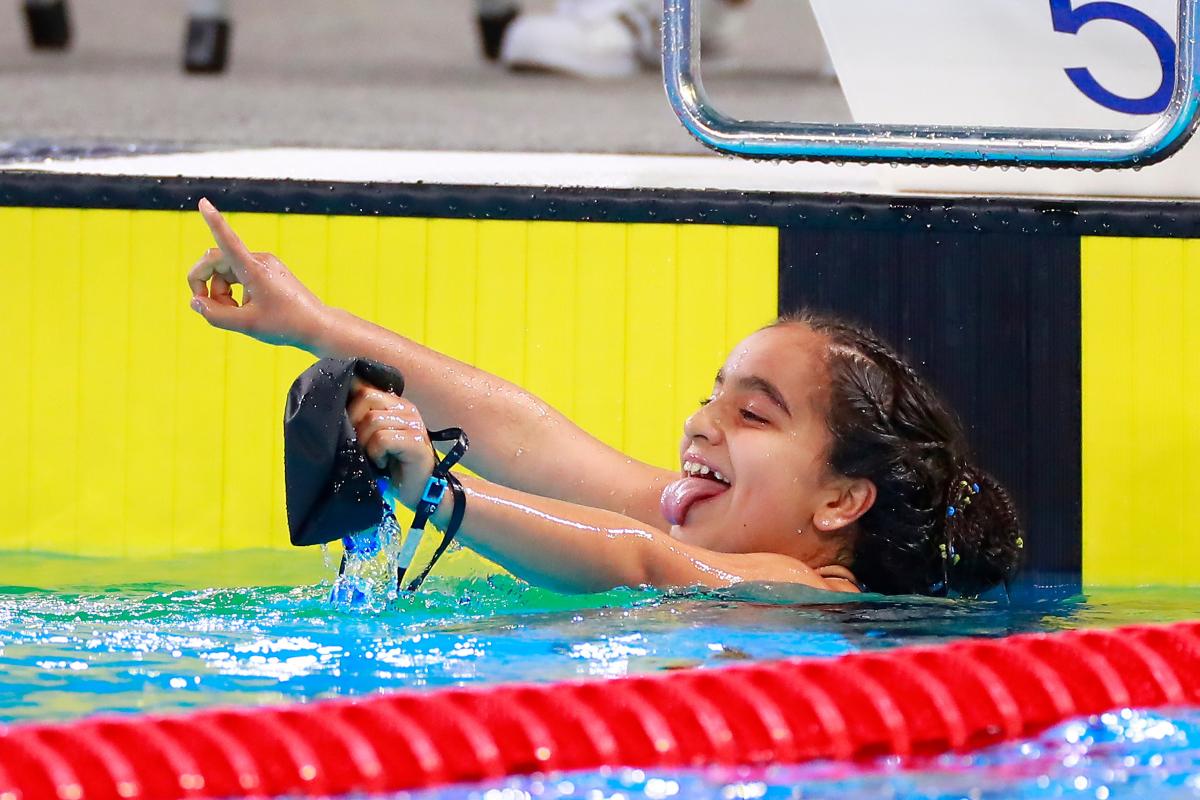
top-left (283, 357), bottom-right (405, 547)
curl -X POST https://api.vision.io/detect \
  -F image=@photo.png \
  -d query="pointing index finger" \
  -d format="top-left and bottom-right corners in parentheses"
top-left (199, 198), bottom-right (254, 278)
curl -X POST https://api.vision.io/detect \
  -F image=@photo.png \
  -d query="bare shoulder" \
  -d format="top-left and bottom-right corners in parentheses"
top-left (647, 538), bottom-right (859, 593)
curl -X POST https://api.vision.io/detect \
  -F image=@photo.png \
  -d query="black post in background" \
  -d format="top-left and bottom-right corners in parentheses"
top-left (779, 227), bottom-right (1082, 595)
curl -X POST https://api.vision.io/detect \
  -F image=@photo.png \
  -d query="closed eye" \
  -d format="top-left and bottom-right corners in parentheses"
top-left (740, 408), bottom-right (768, 424)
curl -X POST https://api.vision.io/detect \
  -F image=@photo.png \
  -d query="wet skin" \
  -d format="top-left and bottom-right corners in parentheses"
top-left (189, 199), bottom-right (870, 593)
top-left (668, 325), bottom-right (875, 587)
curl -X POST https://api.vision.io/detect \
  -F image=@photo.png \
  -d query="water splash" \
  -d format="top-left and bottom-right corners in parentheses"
top-left (328, 505), bottom-right (404, 611)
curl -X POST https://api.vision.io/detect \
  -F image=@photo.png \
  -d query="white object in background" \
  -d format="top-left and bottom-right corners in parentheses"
top-left (811, 0), bottom-right (1177, 129)
top-left (810, 0), bottom-right (1199, 199)
top-left (500, 0), bottom-right (746, 78)
top-left (188, 0), bottom-right (229, 19)
top-left (500, 0), bottom-right (658, 77)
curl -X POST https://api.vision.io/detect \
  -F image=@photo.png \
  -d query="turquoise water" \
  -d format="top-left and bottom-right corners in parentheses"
top-left (2, 551), bottom-right (1199, 724)
top-left (5, 551), bottom-right (1200, 799)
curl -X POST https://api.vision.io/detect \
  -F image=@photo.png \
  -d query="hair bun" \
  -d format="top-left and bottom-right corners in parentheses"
top-left (943, 463), bottom-right (1024, 596)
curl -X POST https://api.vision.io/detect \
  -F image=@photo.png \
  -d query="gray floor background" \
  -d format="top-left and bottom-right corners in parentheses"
top-left (0, 0), bottom-right (847, 154)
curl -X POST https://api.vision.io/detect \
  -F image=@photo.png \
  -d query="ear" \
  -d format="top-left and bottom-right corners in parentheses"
top-left (813, 478), bottom-right (876, 532)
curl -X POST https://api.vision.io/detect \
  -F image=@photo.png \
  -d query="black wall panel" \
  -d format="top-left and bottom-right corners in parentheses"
top-left (779, 229), bottom-right (1082, 588)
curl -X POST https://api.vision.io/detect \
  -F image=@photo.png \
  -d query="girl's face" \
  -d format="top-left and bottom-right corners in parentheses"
top-left (661, 324), bottom-right (862, 563)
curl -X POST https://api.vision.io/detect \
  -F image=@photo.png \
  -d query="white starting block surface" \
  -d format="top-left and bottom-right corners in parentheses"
top-left (808, 0), bottom-right (1198, 198)
top-left (0, 149), bottom-right (884, 194)
top-left (812, 0), bottom-right (1177, 130)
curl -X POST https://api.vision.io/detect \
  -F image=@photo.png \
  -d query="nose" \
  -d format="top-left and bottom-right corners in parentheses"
top-left (683, 397), bottom-right (725, 445)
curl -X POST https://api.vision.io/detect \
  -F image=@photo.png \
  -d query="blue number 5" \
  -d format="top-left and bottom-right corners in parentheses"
top-left (1049, 0), bottom-right (1176, 115)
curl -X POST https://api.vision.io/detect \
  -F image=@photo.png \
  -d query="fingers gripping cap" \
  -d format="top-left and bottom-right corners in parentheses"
top-left (283, 357), bottom-right (406, 547)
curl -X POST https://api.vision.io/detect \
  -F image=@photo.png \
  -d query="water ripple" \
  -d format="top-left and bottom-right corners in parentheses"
top-left (2, 552), bottom-right (1199, 724)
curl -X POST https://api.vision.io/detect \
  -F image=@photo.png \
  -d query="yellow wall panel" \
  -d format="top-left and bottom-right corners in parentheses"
top-left (178, 213), bottom-right (218, 552)
top-left (624, 225), bottom-right (679, 466)
top-left (78, 211), bottom-right (132, 554)
top-left (4, 210), bottom-right (777, 561)
top-left (0, 208), bottom-right (34, 551)
top-left (277, 214), bottom-right (331, 299)
top-left (327, 216), bottom-right (381, 323)
top-left (574, 224), bottom-right (627, 450)
top-left (1131, 238), bottom-right (1186, 583)
top-left (1081, 237), bottom-right (1132, 585)
top-left (1082, 235), bottom-right (1200, 585)
top-left (727, 227), bottom-right (780, 341)
top-left (525, 221), bottom-right (578, 419)
top-left (29, 209), bottom-right (82, 553)
top-left (376, 217), bottom-right (429, 356)
top-left (216, 213), bottom-right (280, 552)
top-left (475, 220), bottom-right (527, 387)
top-left (426, 220), bottom-right (478, 365)
top-left (125, 211), bottom-right (182, 556)
top-left (675, 225), bottom-right (729, 438)
top-left (1182, 240), bottom-right (1200, 577)
top-left (171, 211), bottom-right (226, 556)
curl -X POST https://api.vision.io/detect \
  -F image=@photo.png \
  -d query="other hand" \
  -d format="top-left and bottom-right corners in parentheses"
top-left (187, 198), bottom-right (327, 349)
top-left (348, 379), bottom-right (436, 511)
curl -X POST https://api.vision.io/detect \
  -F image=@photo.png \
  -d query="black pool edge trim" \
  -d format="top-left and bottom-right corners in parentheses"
top-left (1, 171), bottom-right (1199, 238)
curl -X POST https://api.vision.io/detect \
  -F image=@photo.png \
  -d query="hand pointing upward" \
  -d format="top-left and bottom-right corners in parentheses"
top-left (187, 198), bottom-right (328, 350)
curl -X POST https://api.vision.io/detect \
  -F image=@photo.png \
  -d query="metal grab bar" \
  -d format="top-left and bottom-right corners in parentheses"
top-left (662, 0), bottom-right (1200, 167)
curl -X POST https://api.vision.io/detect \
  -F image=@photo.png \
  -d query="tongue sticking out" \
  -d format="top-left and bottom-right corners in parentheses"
top-left (660, 477), bottom-right (730, 526)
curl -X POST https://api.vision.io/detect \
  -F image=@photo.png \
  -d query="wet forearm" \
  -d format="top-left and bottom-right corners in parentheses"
top-left (429, 475), bottom-right (665, 594)
top-left (308, 306), bottom-right (594, 491)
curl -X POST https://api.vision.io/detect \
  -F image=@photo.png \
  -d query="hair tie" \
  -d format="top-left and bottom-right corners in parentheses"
top-left (945, 477), bottom-right (980, 520)
top-left (931, 475), bottom-right (979, 596)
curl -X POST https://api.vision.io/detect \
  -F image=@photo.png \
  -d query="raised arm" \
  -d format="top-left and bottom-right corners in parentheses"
top-left (308, 306), bottom-right (678, 527)
top-left (350, 382), bottom-right (839, 594)
top-left (187, 199), bottom-right (675, 528)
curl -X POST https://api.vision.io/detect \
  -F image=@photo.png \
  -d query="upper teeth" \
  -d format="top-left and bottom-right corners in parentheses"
top-left (684, 461), bottom-right (729, 484)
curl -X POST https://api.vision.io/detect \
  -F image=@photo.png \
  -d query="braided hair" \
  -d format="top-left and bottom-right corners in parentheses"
top-left (774, 312), bottom-right (1024, 597)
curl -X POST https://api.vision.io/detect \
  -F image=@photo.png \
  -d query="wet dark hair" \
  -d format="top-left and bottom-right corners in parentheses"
top-left (774, 311), bottom-right (1023, 597)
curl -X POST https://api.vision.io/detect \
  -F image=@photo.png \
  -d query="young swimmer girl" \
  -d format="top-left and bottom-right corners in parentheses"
top-left (187, 199), bottom-right (1023, 597)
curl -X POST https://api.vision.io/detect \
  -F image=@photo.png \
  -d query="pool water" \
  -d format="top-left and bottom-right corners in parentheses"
top-left (393, 708), bottom-right (1200, 799)
top-left (4, 550), bottom-right (1200, 798)
top-left (3, 550), bottom-right (1200, 724)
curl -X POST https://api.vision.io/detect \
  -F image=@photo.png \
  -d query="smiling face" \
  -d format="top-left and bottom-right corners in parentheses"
top-left (660, 324), bottom-right (871, 568)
